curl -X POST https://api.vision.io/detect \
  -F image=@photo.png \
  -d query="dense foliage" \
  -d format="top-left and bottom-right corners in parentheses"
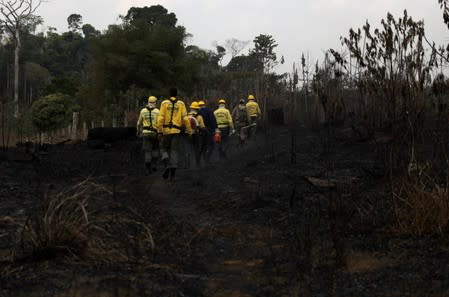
top-left (0, 4), bottom-right (283, 131)
top-left (30, 93), bottom-right (75, 133)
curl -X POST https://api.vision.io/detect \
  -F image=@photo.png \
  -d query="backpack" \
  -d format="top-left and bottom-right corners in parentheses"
top-left (143, 106), bottom-right (158, 137)
top-left (162, 98), bottom-right (182, 131)
top-left (189, 116), bottom-right (198, 131)
top-left (235, 107), bottom-right (248, 123)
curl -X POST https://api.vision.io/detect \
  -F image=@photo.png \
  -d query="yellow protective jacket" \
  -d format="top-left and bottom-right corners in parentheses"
top-left (246, 101), bottom-right (261, 118)
top-left (137, 106), bottom-right (160, 136)
top-left (188, 112), bottom-right (205, 134)
top-left (214, 106), bottom-right (234, 129)
top-left (157, 97), bottom-right (192, 135)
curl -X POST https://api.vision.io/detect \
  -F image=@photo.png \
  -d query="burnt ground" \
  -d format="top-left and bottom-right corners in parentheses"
top-left (1, 125), bottom-right (449, 297)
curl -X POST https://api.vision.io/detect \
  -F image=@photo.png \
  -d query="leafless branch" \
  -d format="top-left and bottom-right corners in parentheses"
top-left (0, 0), bottom-right (43, 21)
top-left (3, 22), bottom-right (13, 35)
top-left (1, 4), bottom-right (19, 21)
top-left (7, 1), bottom-right (19, 8)
top-left (0, 0), bottom-right (43, 37)
top-left (15, 0), bottom-right (26, 15)
top-left (423, 33), bottom-right (449, 64)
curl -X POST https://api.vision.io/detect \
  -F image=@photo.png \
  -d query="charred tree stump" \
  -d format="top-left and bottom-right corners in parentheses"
top-left (305, 177), bottom-right (345, 268)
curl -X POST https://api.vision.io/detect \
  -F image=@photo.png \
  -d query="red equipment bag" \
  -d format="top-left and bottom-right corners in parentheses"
top-left (213, 132), bottom-right (221, 144)
top-left (189, 116), bottom-right (198, 130)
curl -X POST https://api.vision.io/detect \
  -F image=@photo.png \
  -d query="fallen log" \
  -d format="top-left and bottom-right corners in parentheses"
top-left (304, 176), bottom-right (337, 189)
top-left (56, 139), bottom-right (72, 146)
top-left (87, 127), bottom-right (137, 148)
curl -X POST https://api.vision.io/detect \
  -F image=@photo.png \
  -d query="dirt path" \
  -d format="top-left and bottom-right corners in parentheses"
top-left (130, 131), bottom-right (302, 296)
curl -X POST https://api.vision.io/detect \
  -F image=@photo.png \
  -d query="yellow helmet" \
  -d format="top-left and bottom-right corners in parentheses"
top-left (148, 96), bottom-right (157, 103)
top-left (198, 100), bottom-right (206, 106)
top-left (190, 101), bottom-right (200, 109)
top-left (248, 94), bottom-right (255, 100)
top-left (218, 99), bottom-right (226, 104)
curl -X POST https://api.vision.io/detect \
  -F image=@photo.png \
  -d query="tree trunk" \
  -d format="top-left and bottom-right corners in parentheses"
top-left (72, 112), bottom-right (79, 140)
top-left (14, 28), bottom-right (21, 118)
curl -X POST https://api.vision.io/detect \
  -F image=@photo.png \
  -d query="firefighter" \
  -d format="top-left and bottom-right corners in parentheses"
top-left (232, 98), bottom-right (251, 145)
top-left (157, 88), bottom-right (192, 181)
top-left (198, 100), bottom-right (218, 163)
top-left (246, 94), bottom-right (262, 124)
top-left (214, 99), bottom-right (234, 160)
top-left (188, 101), bottom-right (206, 167)
top-left (246, 94), bottom-right (262, 137)
top-left (137, 95), bottom-right (160, 175)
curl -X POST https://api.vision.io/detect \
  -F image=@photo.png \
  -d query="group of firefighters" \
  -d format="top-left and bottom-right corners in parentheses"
top-left (136, 88), bottom-right (262, 181)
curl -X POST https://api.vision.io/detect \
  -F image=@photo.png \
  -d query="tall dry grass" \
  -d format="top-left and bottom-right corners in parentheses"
top-left (19, 179), bottom-right (154, 263)
top-left (393, 173), bottom-right (449, 236)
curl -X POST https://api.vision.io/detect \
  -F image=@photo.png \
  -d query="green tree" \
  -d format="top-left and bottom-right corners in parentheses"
top-left (31, 93), bottom-right (74, 134)
top-left (67, 13), bottom-right (82, 33)
top-left (85, 5), bottom-right (188, 116)
top-left (123, 5), bottom-right (177, 27)
top-left (252, 34), bottom-right (278, 73)
top-left (179, 45), bottom-right (223, 96)
top-left (216, 45), bottom-right (226, 66)
top-left (24, 61), bottom-right (51, 102)
top-left (37, 25), bottom-right (92, 97)
top-left (226, 54), bottom-right (261, 72)
top-left (82, 23), bottom-right (100, 38)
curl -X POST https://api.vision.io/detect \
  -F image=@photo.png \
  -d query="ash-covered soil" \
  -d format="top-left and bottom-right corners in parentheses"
top-left (1, 126), bottom-right (448, 297)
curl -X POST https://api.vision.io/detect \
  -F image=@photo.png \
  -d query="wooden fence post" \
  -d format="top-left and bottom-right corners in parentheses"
top-left (83, 122), bottom-right (87, 140)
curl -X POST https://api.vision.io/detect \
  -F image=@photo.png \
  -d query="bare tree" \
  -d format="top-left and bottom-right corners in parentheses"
top-left (0, 0), bottom-right (43, 117)
top-left (225, 38), bottom-right (250, 58)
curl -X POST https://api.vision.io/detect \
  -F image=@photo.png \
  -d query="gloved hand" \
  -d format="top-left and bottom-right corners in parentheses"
top-left (229, 129), bottom-right (236, 136)
top-left (136, 130), bottom-right (141, 137)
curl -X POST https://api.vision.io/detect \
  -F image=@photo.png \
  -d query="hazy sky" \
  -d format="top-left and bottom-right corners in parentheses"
top-left (37, 0), bottom-right (449, 73)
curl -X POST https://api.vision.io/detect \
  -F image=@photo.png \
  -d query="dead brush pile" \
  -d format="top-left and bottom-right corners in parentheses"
top-left (17, 179), bottom-right (154, 263)
top-left (393, 172), bottom-right (449, 236)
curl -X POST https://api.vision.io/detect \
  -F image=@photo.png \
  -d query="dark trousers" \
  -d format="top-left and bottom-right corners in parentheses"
top-left (189, 134), bottom-right (201, 166)
top-left (200, 128), bottom-right (214, 162)
top-left (217, 127), bottom-right (230, 159)
top-left (161, 134), bottom-right (182, 169)
top-left (142, 135), bottom-right (160, 163)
